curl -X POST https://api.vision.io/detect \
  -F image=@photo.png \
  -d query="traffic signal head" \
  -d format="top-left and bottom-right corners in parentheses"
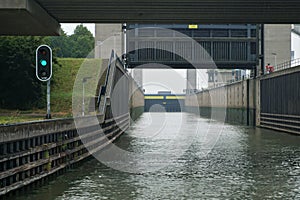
top-left (36, 45), bottom-right (52, 81)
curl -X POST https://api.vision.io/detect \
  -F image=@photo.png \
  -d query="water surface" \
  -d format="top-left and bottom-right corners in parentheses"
top-left (10, 113), bottom-right (300, 199)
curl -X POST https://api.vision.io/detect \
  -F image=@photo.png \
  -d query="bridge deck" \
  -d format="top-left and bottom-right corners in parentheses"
top-left (1, 0), bottom-right (300, 35)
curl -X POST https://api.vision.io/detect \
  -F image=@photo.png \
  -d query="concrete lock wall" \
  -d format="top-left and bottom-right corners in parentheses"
top-left (0, 113), bottom-right (130, 196)
top-left (109, 57), bottom-right (144, 121)
top-left (129, 76), bottom-right (145, 121)
top-left (185, 79), bottom-right (256, 126)
top-left (257, 65), bottom-right (300, 135)
top-left (186, 64), bottom-right (300, 133)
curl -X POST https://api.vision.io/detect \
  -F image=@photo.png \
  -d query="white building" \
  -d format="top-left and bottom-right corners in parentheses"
top-left (291, 24), bottom-right (300, 61)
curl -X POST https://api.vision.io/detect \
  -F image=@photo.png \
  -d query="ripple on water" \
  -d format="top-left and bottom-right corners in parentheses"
top-left (9, 113), bottom-right (300, 200)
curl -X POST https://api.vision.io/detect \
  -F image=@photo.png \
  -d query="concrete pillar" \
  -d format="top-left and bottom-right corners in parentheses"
top-left (132, 69), bottom-right (143, 88)
top-left (264, 24), bottom-right (291, 68)
top-left (186, 69), bottom-right (197, 93)
top-left (95, 24), bottom-right (122, 59)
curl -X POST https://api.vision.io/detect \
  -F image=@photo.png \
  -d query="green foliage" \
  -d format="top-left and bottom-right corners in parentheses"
top-left (0, 36), bottom-right (47, 110)
top-left (48, 25), bottom-right (95, 58)
top-left (47, 30), bottom-right (72, 58)
top-left (0, 24), bottom-right (94, 111)
top-left (51, 58), bottom-right (102, 115)
top-left (0, 115), bottom-right (43, 124)
top-left (51, 58), bottom-right (84, 113)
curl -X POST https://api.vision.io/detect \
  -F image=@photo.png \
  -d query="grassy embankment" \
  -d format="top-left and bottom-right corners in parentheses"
top-left (51, 58), bottom-right (85, 115)
top-left (0, 58), bottom-right (102, 124)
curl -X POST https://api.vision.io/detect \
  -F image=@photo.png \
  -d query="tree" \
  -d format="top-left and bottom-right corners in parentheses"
top-left (47, 30), bottom-right (72, 58)
top-left (48, 25), bottom-right (95, 58)
top-left (0, 36), bottom-right (47, 109)
top-left (70, 24), bottom-right (95, 58)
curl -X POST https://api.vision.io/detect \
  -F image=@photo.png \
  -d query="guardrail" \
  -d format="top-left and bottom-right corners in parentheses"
top-left (96, 50), bottom-right (127, 117)
top-left (97, 50), bottom-right (116, 115)
top-left (275, 58), bottom-right (300, 72)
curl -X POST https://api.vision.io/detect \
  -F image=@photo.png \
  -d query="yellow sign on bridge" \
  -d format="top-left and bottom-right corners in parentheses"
top-left (188, 24), bottom-right (198, 29)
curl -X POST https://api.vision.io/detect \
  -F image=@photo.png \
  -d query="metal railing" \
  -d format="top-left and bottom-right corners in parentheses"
top-left (275, 58), bottom-right (300, 72)
top-left (96, 50), bottom-right (126, 116)
top-left (97, 50), bottom-right (116, 114)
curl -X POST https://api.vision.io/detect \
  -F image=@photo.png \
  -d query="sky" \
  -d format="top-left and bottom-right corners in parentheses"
top-left (141, 69), bottom-right (209, 94)
top-left (61, 23), bottom-right (95, 36)
top-left (142, 69), bottom-right (187, 94)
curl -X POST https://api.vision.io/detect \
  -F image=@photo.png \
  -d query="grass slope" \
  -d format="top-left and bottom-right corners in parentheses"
top-left (0, 58), bottom-right (102, 124)
top-left (51, 58), bottom-right (84, 115)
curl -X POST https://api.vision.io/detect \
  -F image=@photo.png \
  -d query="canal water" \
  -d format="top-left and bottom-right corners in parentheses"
top-left (10, 113), bottom-right (300, 199)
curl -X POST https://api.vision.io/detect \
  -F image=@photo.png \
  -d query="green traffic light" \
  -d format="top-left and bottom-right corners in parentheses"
top-left (40, 60), bottom-right (47, 66)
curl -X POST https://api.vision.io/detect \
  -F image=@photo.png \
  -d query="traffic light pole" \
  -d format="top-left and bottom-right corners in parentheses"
top-left (82, 77), bottom-right (92, 116)
top-left (36, 45), bottom-right (52, 119)
top-left (82, 80), bottom-right (85, 116)
top-left (46, 80), bottom-right (51, 119)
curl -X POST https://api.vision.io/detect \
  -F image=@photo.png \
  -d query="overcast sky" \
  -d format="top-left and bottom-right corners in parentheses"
top-left (142, 69), bottom-right (187, 94)
top-left (61, 23), bottom-right (95, 36)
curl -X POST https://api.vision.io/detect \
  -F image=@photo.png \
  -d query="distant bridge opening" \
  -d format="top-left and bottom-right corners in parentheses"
top-left (144, 94), bottom-right (185, 112)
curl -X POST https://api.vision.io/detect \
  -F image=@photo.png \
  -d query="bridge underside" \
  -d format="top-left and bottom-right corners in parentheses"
top-left (1, 0), bottom-right (300, 35)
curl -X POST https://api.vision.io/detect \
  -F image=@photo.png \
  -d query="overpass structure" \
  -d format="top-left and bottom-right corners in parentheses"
top-left (1, 0), bottom-right (300, 35)
top-left (127, 24), bottom-right (258, 69)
